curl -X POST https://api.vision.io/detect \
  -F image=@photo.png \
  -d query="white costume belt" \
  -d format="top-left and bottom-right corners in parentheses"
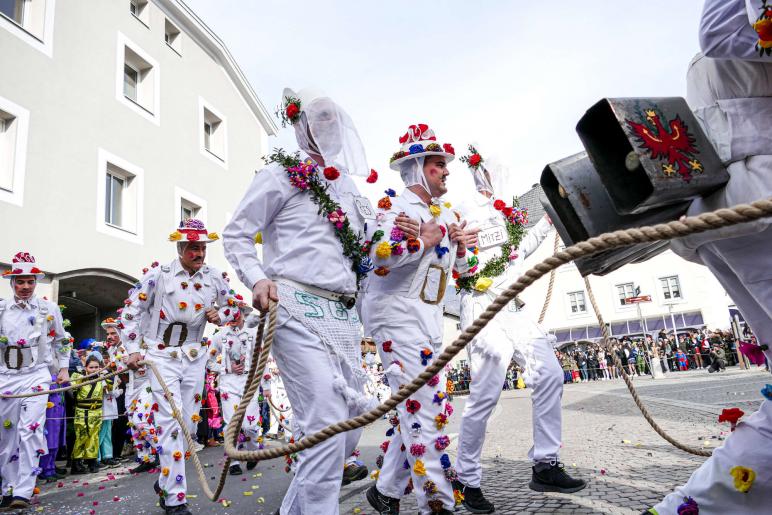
top-left (275, 277), bottom-right (357, 309)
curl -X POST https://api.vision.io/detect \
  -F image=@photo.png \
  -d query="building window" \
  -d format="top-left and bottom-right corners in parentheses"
top-left (660, 276), bottom-right (682, 301)
top-left (116, 33), bottom-right (160, 125)
top-left (164, 18), bottom-right (181, 53)
top-left (567, 291), bottom-right (587, 314)
top-left (129, 0), bottom-right (149, 26)
top-left (0, 96), bottom-right (29, 207)
top-left (616, 282), bottom-right (635, 306)
top-left (199, 98), bottom-right (227, 167)
top-left (0, 0), bottom-right (54, 56)
top-left (174, 186), bottom-right (207, 227)
top-left (97, 148), bottom-right (144, 244)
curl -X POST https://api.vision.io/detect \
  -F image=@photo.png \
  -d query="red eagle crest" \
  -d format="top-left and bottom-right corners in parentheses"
top-left (626, 110), bottom-right (703, 182)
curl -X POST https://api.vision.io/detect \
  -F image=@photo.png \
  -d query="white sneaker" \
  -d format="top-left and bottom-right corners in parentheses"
top-left (192, 442), bottom-right (204, 453)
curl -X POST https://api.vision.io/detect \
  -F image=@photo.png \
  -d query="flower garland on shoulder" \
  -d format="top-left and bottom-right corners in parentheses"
top-left (454, 197), bottom-right (528, 293)
top-left (263, 148), bottom-right (373, 285)
top-left (753, 1), bottom-right (772, 56)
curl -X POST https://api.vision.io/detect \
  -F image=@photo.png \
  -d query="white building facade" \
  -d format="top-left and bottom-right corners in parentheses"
top-left (0, 0), bottom-right (277, 340)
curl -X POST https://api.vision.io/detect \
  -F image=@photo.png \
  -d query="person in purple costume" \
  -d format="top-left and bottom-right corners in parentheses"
top-left (39, 374), bottom-right (67, 482)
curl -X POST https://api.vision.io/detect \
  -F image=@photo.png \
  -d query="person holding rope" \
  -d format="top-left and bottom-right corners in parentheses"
top-left (451, 149), bottom-right (586, 513)
top-left (96, 321), bottom-right (123, 468)
top-left (647, 0), bottom-right (772, 513)
top-left (69, 353), bottom-right (111, 475)
top-left (206, 305), bottom-right (262, 476)
top-left (122, 219), bottom-right (239, 515)
top-left (0, 252), bottom-right (72, 511)
top-left (224, 88), bottom-right (374, 514)
top-left (361, 124), bottom-right (474, 515)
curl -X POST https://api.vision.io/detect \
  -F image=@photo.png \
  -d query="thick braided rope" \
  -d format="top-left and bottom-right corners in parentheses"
top-left (583, 276), bottom-right (712, 457)
top-left (537, 230), bottom-right (561, 325)
top-left (221, 198), bottom-right (772, 463)
top-left (0, 368), bottom-right (123, 398)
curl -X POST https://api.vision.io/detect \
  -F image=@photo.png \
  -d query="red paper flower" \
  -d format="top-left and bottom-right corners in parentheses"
top-left (442, 143), bottom-right (455, 155)
top-left (187, 232), bottom-right (200, 241)
top-left (374, 266), bottom-right (390, 276)
top-left (719, 407), bottom-right (745, 431)
top-left (378, 196), bottom-right (392, 210)
top-left (406, 399), bottom-right (421, 414)
top-left (285, 103), bottom-right (300, 121)
top-left (493, 199), bottom-right (505, 211)
top-left (502, 206), bottom-right (513, 218)
top-left (382, 340), bottom-right (393, 352)
top-left (367, 169), bottom-right (379, 183)
top-left (469, 154), bottom-right (482, 166)
top-left (323, 166), bottom-right (340, 181)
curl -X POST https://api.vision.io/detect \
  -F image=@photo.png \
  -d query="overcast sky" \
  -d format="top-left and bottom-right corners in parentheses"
top-left (185, 0), bottom-right (704, 204)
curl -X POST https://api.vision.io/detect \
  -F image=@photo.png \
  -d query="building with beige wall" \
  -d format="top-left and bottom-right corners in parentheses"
top-left (0, 0), bottom-right (277, 340)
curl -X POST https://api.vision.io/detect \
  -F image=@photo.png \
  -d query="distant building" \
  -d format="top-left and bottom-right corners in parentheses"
top-left (0, 0), bottom-right (277, 340)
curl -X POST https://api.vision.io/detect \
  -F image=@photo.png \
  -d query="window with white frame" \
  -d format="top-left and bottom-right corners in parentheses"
top-left (104, 163), bottom-right (137, 232)
top-left (0, 96), bottom-right (29, 206)
top-left (180, 198), bottom-right (199, 222)
top-left (0, 0), bottom-right (53, 55)
top-left (199, 99), bottom-right (227, 165)
top-left (97, 149), bottom-right (144, 243)
top-left (616, 282), bottom-right (635, 307)
top-left (129, 0), bottom-right (149, 26)
top-left (173, 186), bottom-right (207, 228)
top-left (117, 34), bottom-right (160, 124)
top-left (660, 275), bottom-right (682, 301)
top-left (567, 291), bottom-right (587, 314)
top-left (164, 18), bottom-right (181, 53)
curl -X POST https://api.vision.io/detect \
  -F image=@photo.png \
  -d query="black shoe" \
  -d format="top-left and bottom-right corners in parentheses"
top-left (452, 480), bottom-right (495, 513)
top-left (366, 485), bottom-right (400, 514)
top-left (341, 461), bottom-right (368, 486)
top-left (246, 461), bottom-right (258, 471)
top-left (131, 460), bottom-right (156, 474)
top-left (0, 496), bottom-right (12, 513)
top-left (164, 504), bottom-right (192, 515)
top-left (88, 459), bottom-right (101, 473)
top-left (529, 462), bottom-right (587, 493)
top-left (103, 458), bottom-right (120, 468)
top-left (229, 464), bottom-right (243, 476)
top-left (71, 460), bottom-right (88, 475)
top-left (9, 497), bottom-right (30, 510)
top-left (55, 466), bottom-right (68, 476)
top-left (154, 480), bottom-right (166, 509)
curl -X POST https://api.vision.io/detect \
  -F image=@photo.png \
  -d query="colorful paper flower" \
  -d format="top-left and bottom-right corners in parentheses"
top-left (729, 465), bottom-right (755, 493)
top-left (409, 144), bottom-right (424, 154)
top-left (413, 459), bottom-right (426, 476)
top-left (445, 403), bottom-right (454, 416)
top-left (367, 169), bottom-right (378, 183)
top-left (440, 454), bottom-right (451, 469)
top-left (407, 237), bottom-right (421, 253)
top-left (676, 496), bottom-right (699, 515)
top-left (327, 208), bottom-right (347, 229)
top-left (429, 204), bottom-right (441, 218)
top-left (175, 474), bottom-right (183, 482)
top-left (162, 467), bottom-right (170, 476)
top-left (473, 277), bottom-right (493, 292)
top-left (323, 166), bottom-right (340, 181)
top-left (390, 226), bottom-right (405, 242)
top-left (406, 399), bottom-right (421, 414)
top-left (168, 231), bottom-right (182, 241)
top-left (3, 420), bottom-right (11, 429)
top-left (427, 375), bottom-right (440, 387)
top-left (382, 340), bottom-right (393, 353)
top-left (178, 302), bottom-right (188, 310)
top-left (420, 347), bottom-right (433, 366)
top-left (385, 188), bottom-right (396, 197)
top-left (422, 479), bottom-right (438, 495)
top-left (442, 143), bottom-right (455, 155)
top-left (718, 408), bottom-right (744, 431)
top-left (173, 451), bottom-right (182, 461)
top-left (409, 443), bottom-right (426, 457)
top-left (454, 489), bottom-right (465, 505)
top-left (375, 241), bottom-right (392, 259)
top-left (445, 467), bottom-right (459, 482)
top-left (435, 435), bottom-right (450, 450)
top-left (380, 440), bottom-right (390, 453)
top-left (433, 391), bottom-right (446, 405)
top-left (435, 413), bottom-right (448, 430)
top-left (378, 196), bottom-right (392, 210)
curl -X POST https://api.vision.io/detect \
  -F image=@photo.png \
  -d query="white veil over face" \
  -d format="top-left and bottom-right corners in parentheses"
top-left (291, 94), bottom-right (369, 177)
top-left (397, 156), bottom-right (433, 198)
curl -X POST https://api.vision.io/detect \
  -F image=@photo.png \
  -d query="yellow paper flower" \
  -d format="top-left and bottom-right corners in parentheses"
top-left (473, 277), bottom-right (493, 292)
top-left (429, 204), bottom-right (441, 217)
top-left (375, 241), bottom-right (392, 259)
top-left (191, 413), bottom-right (201, 423)
top-left (169, 231), bottom-right (182, 241)
top-left (46, 402), bottom-right (54, 409)
top-left (754, 18), bottom-right (772, 49)
top-left (162, 467), bottom-right (170, 476)
top-left (454, 489), bottom-right (465, 505)
top-left (443, 202), bottom-right (452, 208)
top-left (730, 465), bottom-right (755, 493)
top-left (254, 232), bottom-right (263, 244)
top-left (207, 232), bottom-right (219, 240)
top-left (413, 459), bottom-right (426, 476)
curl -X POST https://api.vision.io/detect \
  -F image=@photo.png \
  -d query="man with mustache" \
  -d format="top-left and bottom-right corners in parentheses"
top-left (362, 124), bottom-right (474, 515)
top-left (0, 253), bottom-right (72, 511)
top-left (122, 219), bottom-right (240, 515)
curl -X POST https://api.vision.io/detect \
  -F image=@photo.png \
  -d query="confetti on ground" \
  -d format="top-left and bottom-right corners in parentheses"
top-left (621, 439), bottom-right (631, 444)
top-left (251, 485), bottom-right (259, 489)
top-left (187, 494), bottom-right (197, 499)
top-left (354, 508), bottom-right (361, 514)
top-left (220, 499), bottom-right (231, 507)
top-left (77, 492), bottom-right (84, 497)
top-left (600, 468), bottom-right (607, 475)
top-left (257, 497), bottom-right (265, 504)
top-left (243, 491), bottom-right (253, 496)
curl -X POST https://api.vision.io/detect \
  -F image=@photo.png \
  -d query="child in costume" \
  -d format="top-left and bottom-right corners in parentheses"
top-left (70, 355), bottom-right (110, 474)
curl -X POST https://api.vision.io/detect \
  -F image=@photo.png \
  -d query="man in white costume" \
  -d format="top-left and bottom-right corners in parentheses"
top-left (649, 1), bottom-right (772, 513)
top-left (452, 151), bottom-right (585, 513)
top-left (206, 306), bottom-right (263, 476)
top-left (224, 88), bottom-right (373, 514)
top-left (363, 124), bottom-right (473, 515)
top-left (0, 253), bottom-right (72, 511)
top-left (122, 219), bottom-right (239, 515)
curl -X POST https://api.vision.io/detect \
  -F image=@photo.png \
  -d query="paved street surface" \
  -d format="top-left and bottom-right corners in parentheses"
top-left (34, 367), bottom-right (769, 514)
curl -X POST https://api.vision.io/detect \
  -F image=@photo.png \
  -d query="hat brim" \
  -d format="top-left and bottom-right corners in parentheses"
top-left (389, 151), bottom-right (455, 171)
top-left (171, 237), bottom-right (219, 244)
top-left (2, 272), bottom-right (45, 280)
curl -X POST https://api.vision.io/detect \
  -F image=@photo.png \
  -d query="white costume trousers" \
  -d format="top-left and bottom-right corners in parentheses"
top-left (456, 291), bottom-right (564, 489)
top-left (652, 228), bottom-right (772, 514)
top-left (219, 375), bottom-right (262, 468)
top-left (375, 339), bottom-right (455, 514)
top-left (0, 367), bottom-right (50, 499)
top-left (271, 306), bottom-right (362, 515)
top-left (127, 378), bottom-right (156, 463)
top-left (150, 354), bottom-right (207, 507)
